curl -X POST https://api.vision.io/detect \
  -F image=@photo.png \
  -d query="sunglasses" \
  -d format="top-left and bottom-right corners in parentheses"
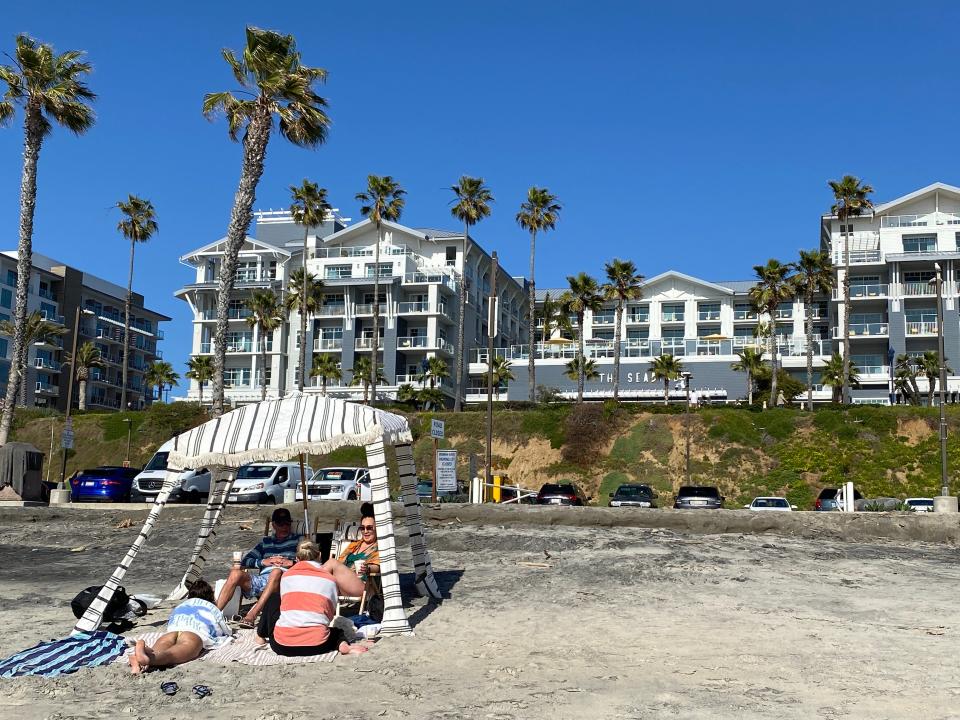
top-left (359, 524), bottom-right (375, 532)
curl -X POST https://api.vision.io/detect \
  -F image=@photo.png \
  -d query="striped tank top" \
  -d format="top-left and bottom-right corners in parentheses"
top-left (274, 561), bottom-right (338, 647)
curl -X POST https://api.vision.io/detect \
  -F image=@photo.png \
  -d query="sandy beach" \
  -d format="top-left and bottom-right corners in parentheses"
top-left (1, 504), bottom-right (959, 719)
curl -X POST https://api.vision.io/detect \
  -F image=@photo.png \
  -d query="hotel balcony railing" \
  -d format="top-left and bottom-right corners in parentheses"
top-left (354, 303), bottom-right (388, 315)
top-left (324, 270), bottom-right (354, 280)
top-left (313, 338), bottom-right (343, 351)
top-left (35, 382), bottom-right (58, 395)
top-left (833, 323), bottom-right (888, 338)
top-left (40, 311), bottom-right (65, 325)
top-left (592, 314), bottom-right (615, 325)
top-left (733, 310), bottom-right (758, 321)
top-left (857, 365), bottom-right (890, 377)
top-left (901, 282), bottom-right (934, 297)
top-left (34, 357), bottom-right (60, 371)
top-left (404, 271), bottom-right (457, 290)
top-left (396, 336), bottom-right (428, 349)
top-left (199, 341), bottom-right (255, 353)
top-left (697, 311), bottom-right (721, 321)
top-left (880, 212), bottom-right (960, 228)
top-left (660, 313), bottom-right (684, 323)
top-left (316, 305), bottom-right (346, 316)
top-left (832, 249), bottom-right (882, 264)
top-left (355, 337), bottom-right (378, 350)
top-left (34, 335), bottom-right (63, 349)
top-left (905, 321), bottom-right (938, 336)
top-left (625, 313), bottom-right (649, 323)
top-left (38, 288), bottom-right (58, 302)
top-left (839, 284), bottom-right (888, 299)
top-left (775, 310), bottom-right (793, 319)
top-left (398, 301), bottom-right (448, 315)
top-left (312, 247), bottom-right (374, 259)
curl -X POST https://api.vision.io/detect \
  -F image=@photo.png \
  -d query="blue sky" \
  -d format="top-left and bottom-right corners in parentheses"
top-left (3, 1), bottom-right (960, 395)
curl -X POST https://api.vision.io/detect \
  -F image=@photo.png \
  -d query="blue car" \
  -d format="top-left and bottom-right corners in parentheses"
top-left (70, 466), bottom-right (141, 502)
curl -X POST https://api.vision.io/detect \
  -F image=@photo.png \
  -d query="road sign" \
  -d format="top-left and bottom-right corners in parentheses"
top-left (61, 430), bottom-right (74, 450)
top-left (436, 450), bottom-right (457, 492)
top-left (430, 418), bottom-right (445, 439)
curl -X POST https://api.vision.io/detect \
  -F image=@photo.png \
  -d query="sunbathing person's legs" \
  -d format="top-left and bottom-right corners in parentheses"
top-left (241, 567), bottom-right (282, 624)
top-left (129, 632), bottom-right (204, 674)
top-left (321, 558), bottom-right (366, 598)
top-left (215, 567), bottom-right (252, 611)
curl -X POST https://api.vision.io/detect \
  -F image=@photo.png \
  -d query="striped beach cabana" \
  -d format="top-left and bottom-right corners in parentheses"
top-left (73, 393), bottom-right (441, 637)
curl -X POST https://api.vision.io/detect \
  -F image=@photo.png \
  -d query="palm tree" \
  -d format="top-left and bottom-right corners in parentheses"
top-left (116, 194), bottom-right (158, 410)
top-left (564, 356), bottom-right (599, 392)
top-left (895, 354), bottom-right (922, 406)
top-left (0, 35), bottom-right (95, 442)
top-left (420, 356), bottom-right (450, 391)
top-left (564, 273), bottom-right (603, 403)
top-left (145, 360), bottom-right (179, 403)
top-left (203, 27), bottom-right (330, 416)
top-left (749, 259), bottom-right (795, 407)
top-left (517, 187), bottom-right (562, 401)
top-left (284, 267), bottom-right (324, 382)
top-left (603, 259), bottom-right (644, 403)
top-left (64, 341), bottom-right (102, 411)
top-left (348, 356), bottom-right (384, 405)
top-left (919, 350), bottom-right (952, 407)
top-left (309, 353), bottom-right (341, 395)
top-left (651, 354), bottom-right (683, 405)
top-left (820, 353), bottom-right (861, 403)
top-left (185, 355), bottom-right (214, 406)
top-left (450, 176), bottom-right (494, 412)
top-left (245, 290), bottom-right (283, 401)
top-left (289, 179), bottom-right (331, 391)
top-left (356, 175), bottom-right (405, 407)
top-left (396, 383), bottom-right (418, 407)
top-left (537, 291), bottom-right (562, 345)
top-left (829, 175), bottom-right (874, 404)
top-left (0, 311), bottom-right (67, 406)
top-left (792, 249), bottom-right (835, 411)
top-left (489, 355), bottom-right (516, 400)
top-left (730, 346), bottom-right (765, 405)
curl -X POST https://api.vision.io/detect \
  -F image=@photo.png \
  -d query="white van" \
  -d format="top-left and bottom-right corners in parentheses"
top-left (228, 462), bottom-right (312, 504)
top-left (134, 440), bottom-right (211, 503)
top-left (296, 467), bottom-right (372, 502)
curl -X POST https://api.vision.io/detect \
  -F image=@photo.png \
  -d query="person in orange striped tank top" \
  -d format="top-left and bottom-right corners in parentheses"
top-left (256, 539), bottom-right (369, 656)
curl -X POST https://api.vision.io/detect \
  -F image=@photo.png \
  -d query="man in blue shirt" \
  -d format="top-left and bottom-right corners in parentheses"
top-left (215, 507), bottom-right (301, 625)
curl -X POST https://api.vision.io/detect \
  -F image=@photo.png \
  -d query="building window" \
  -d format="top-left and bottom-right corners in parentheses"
top-left (661, 303), bottom-right (684, 322)
top-left (902, 234), bottom-right (937, 253)
top-left (697, 302), bottom-right (720, 321)
top-left (733, 303), bottom-right (756, 321)
top-left (224, 367), bottom-right (252, 387)
top-left (697, 325), bottom-right (721, 338)
top-left (593, 330), bottom-right (614, 341)
top-left (445, 247), bottom-right (457, 266)
top-left (5, 270), bottom-right (14, 287)
top-left (627, 328), bottom-right (649, 340)
top-left (0, 338), bottom-right (7, 358)
top-left (325, 265), bottom-right (352, 279)
top-left (775, 302), bottom-right (793, 320)
top-left (234, 260), bottom-right (258, 282)
top-left (626, 304), bottom-right (649, 323)
top-left (364, 263), bottom-right (392, 278)
top-left (0, 289), bottom-right (11, 309)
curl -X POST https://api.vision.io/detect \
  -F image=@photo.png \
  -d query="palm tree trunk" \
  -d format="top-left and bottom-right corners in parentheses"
top-left (805, 288), bottom-right (814, 411)
top-left (454, 227), bottom-right (470, 412)
top-left (929, 377), bottom-right (935, 407)
top-left (370, 224), bottom-right (381, 407)
top-left (0, 109), bottom-right (44, 444)
top-left (841, 218), bottom-right (851, 405)
top-left (663, 377), bottom-right (669, 405)
top-left (613, 302), bottom-right (623, 403)
top-left (322, 377), bottom-right (327, 396)
top-left (298, 226), bottom-right (309, 393)
top-left (121, 238), bottom-right (135, 411)
top-left (363, 380), bottom-right (369, 405)
top-left (528, 230), bottom-right (537, 402)
top-left (198, 382), bottom-right (204, 406)
top-left (260, 328), bottom-right (268, 402)
top-left (18, 353), bottom-right (28, 407)
top-left (747, 370), bottom-right (753, 405)
top-left (79, 379), bottom-right (87, 411)
top-left (211, 106), bottom-right (272, 417)
top-left (769, 327), bottom-right (778, 407)
top-left (577, 314), bottom-right (585, 403)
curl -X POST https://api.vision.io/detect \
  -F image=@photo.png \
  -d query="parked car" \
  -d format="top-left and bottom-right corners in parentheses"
top-left (296, 467), bottom-right (370, 502)
top-left (70, 466), bottom-right (142, 502)
top-left (905, 497), bottom-right (935, 512)
top-left (229, 462), bottom-right (310, 504)
top-left (745, 496), bottom-right (795, 511)
top-left (134, 439), bottom-right (211, 503)
top-left (674, 485), bottom-right (724, 510)
top-left (814, 487), bottom-right (863, 511)
top-left (536, 482), bottom-right (587, 506)
top-left (415, 479), bottom-right (466, 502)
top-left (609, 484), bottom-right (657, 508)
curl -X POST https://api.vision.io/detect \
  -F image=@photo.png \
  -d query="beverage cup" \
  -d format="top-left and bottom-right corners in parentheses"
top-left (355, 561), bottom-right (366, 577)
top-left (232, 551), bottom-right (242, 568)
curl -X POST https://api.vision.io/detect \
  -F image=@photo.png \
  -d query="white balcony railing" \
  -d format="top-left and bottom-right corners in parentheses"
top-left (661, 313), bottom-right (684, 323)
top-left (313, 338), bottom-right (343, 351)
top-left (834, 323), bottom-right (888, 338)
top-left (844, 284), bottom-right (888, 298)
top-left (905, 321), bottom-right (938, 336)
top-left (355, 337), bottom-right (377, 350)
top-left (354, 303), bottom-right (387, 315)
top-left (880, 212), bottom-right (960, 228)
top-left (396, 336), bottom-right (428, 349)
top-left (901, 282), bottom-right (934, 297)
top-left (733, 310), bottom-right (758, 321)
top-left (316, 305), bottom-right (346, 316)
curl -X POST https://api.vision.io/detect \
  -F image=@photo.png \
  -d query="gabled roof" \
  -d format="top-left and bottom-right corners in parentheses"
top-left (641, 270), bottom-right (734, 295)
top-left (180, 235), bottom-right (290, 261)
top-left (414, 228), bottom-right (463, 239)
top-left (872, 182), bottom-right (960, 214)
top-left (321, 218), bottom-right (429, 246)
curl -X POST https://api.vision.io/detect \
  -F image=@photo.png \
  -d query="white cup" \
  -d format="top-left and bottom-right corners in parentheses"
top-left (232, 551), bottom-right (243, 568)
top-left (355, 561), bottom-right (366, 577)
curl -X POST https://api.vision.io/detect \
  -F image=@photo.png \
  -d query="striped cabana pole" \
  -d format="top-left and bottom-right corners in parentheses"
top-left (395, 443), bottom-right (441, 600)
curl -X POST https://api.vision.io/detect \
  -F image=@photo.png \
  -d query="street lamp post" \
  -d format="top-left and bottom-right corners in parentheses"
top-left (681, 370), bottom-right (692, 484)
top-left (484, 252), bottom-right (499, 503)
top-left (931, 264), bottom-right (950, 499)
top-left (55, 307), bottom-right (94, 498)
top-left (123, 417), bottom-right (132, 467)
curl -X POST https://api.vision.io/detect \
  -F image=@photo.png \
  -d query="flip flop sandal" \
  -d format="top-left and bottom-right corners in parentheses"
top-left (192, 685), bottom-right (212, 699)
top-left (161, 681), bottom-right (179, 696)
top-left (237, 619), bottom-right (255, 629)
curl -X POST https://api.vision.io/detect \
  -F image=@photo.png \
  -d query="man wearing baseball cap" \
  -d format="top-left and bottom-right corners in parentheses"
top-left (215, 507), bottom-right (301, 625)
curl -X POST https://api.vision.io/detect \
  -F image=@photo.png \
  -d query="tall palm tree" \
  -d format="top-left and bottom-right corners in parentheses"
top-left (792, 249), bottom-right (835, 411)
top-left (309, 353), bottom-right (341, 395)
top-left (145, 360), bottom-right (179, 403)
top-left (537, 291), bottom-right (562, 345)
top-left (64, 341), bottom-right (102, 411)
top-left (564, 273), bottom-right (603, 403)
top-left (564, 356), bottom-right (599, 394)
top-left (919, 350), bottom-right (952, 407)
top-left (0, 311), bottom-right (67, 407)
top-left (420, 356), bottom-right (450, 391)
top-left (245, 290), bottom-right (283, 401)
top-left (203, 27), bottom-right (330, 416)
top-left (490, 355), bottom-right (516, 400)
top-left (284, 267), bottom-right (324, 384)
top-left (895, 354), bottom-right (922, 406)
top-left (0, 35), bottom-right (95, 442)
top-left (651, 354), bottom-right (683, 405)
top-left (749, 259), bottom-right (795, 408)
top-left (289, 179), bottom-right (331, 391)
top-left (349, 356), bottom-right (383, 405)
top-left (450, 176), bottom-right (494, 412)
top-left (356, 175), bottom-right (405, 406)
top-left (116, 194), bottom-right (158, 410)
top-left (185, 355), bottom-right (214, 406)
top-left (517, 187), bottom-right (562, 401)
top-left (820, 353), bottom-right (861, 403)
top-left (829, 175), bottom-right (874, 405)
top-left (603, 259), bottom-right (644, 403)
top-left (731, 346), bottom-right (765, 405)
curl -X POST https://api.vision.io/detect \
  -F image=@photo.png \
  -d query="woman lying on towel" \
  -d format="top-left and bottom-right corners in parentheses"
top-left (129, 579), bottom-right (230, 674)
top-left (256, 539), bottom-right (369, 656)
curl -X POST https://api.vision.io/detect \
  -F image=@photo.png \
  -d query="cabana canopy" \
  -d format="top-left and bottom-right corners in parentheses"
top-left (74, 394), bottom-right (440, 638)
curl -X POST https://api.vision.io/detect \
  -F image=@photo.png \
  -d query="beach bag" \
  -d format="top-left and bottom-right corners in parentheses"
top-left (71, 585), bottom-right (144, 624)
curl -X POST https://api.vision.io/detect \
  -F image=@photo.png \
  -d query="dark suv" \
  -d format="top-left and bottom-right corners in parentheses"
top-left (609, 484), bottom-right (657, 508)
top-left (815, 487), bottom-right (863, 511)
top-left (536, 482), bottom-right (587, 506)
top-left (674, 485), bottom-right (724, 510)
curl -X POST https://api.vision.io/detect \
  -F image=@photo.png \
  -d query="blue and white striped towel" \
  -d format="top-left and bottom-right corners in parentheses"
top-left (0, 631), bottom-right (126, 678)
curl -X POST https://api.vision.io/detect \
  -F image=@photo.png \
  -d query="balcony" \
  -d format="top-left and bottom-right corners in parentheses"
top-left (901, 282), bottom-right (934, 297)
top-left (34, 357), bottom-right (60, 372)
top-left (592, 313), bottom-right (615, 326)
top-left (35, 382), bottom-right (58, 396)
top-left (317, 305), bottom-right (346, 317)
top-left (832, 249), bottom-right (882, 265)
top-left (397, 301), bottom-right (450, 317)
top-left (775, 309), bottom-right (793, 320)
top-left (355, 337), bottom-right (378, 350)
top-left (905, 321), bottom-right (938, 336)
top-left (404, 271), bottom-right (457, 291)
top-left (697, 311), bottom-right (721, 322)
top-left (834, 323), bottom-right (888, 338)
top-left (842, 284), bottom-right (888, 299)
top-left (396, 336), bottom-right (428, 349)
top-left (857, 365), bottom-right (890, 380)
top-left (38, 288), bottom-right (58, 302)
top-left (625, 312), bottom-right (649, 324)
top-left (34, 335), bottom-right (63, 349)
top-left (733, 309), bottom-right (758, 321)
top-left (313, 338), bottom-right (343, 351)
top-left (660, 313), bottom-right (685, 324)
top-left (198, 341), bottom-right (254, 353)
top-left (40, 311), bottom-right (65, 325)
top-left (354, 303), bottom-right (387, 316)
top-left (880, 211), bottom-right (960, 228)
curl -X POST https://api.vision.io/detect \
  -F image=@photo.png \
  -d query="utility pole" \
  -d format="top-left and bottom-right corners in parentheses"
top-left (59, 306), bottom-right (83, 489)
top-left (682, 371), bottom-right (692, 484)
top-left (484, 252), bottom-right (499, 502)
top-left (933, 263), bottom-right (949, 497)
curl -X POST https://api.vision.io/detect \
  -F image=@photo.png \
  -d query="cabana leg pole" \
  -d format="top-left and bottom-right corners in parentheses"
top-left (297, 452), bottom-right (310, 535)
top-left (396, 443), bottom-right (441, 600)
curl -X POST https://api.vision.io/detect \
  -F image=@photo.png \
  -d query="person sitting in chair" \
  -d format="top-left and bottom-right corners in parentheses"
top-left (216, 507), bottom-right (300, 625)
top-left (339, 509), bottom-right (380, 580)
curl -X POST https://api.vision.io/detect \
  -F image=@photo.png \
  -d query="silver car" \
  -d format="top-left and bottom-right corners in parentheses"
top-left (745, 496), bottom-right (796, 512)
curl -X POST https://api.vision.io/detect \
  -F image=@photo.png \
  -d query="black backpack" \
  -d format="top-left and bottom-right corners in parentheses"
top-left (71, 585), bottom-right (145, 627)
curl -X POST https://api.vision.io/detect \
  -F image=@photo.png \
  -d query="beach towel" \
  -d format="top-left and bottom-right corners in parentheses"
top-left (0, 631), bottom-right (126, 678)
top-left (118, 629), bottom-right (340, 665)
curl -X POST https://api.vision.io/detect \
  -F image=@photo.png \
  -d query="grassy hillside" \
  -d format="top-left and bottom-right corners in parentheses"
top-left (11, 402), bottom-right (960, 508)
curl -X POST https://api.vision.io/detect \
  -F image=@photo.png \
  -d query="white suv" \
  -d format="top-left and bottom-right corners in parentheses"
top-left (296, 467), bottom-right (371, 502)
top-left (229, 462), bottom-right (312, 504)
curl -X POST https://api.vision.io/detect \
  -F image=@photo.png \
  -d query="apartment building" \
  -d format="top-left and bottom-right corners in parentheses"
top-left (0, 251), bottom-right (169, 410)
top-left (176, 211), bottom-right (528, 405)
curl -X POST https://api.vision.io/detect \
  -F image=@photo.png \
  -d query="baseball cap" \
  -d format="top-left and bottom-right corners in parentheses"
top-left (271, 508), bottom-right (292, 524)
